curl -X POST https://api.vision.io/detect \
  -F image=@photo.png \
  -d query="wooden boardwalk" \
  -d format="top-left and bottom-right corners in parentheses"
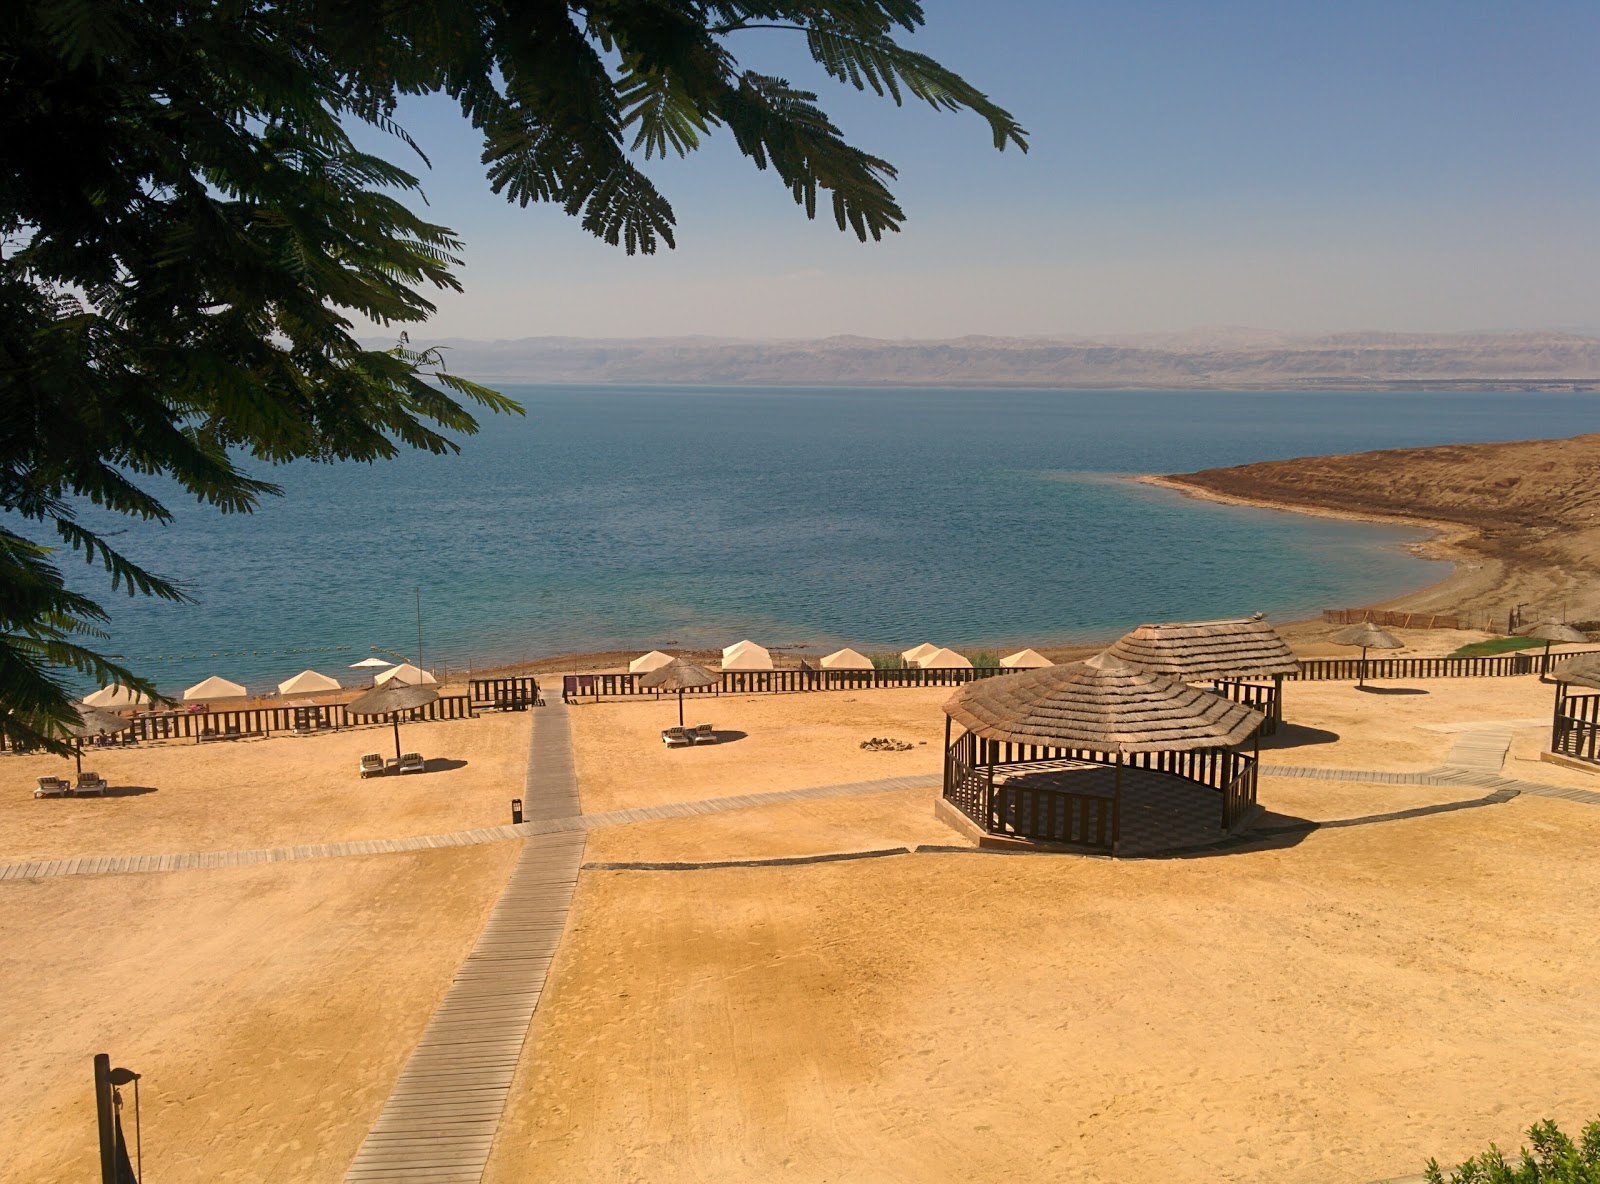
top-left (344, 697), bottom-right (586, 1183)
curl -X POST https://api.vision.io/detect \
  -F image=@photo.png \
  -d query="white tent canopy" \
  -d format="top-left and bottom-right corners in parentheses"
top-left (183, 675), bottom-right (248, 701)
top-left (1001, 648), bottom-right (1053, 669)
top-left (722, 639), bottom-right (762, 660)
top-left (629, 650), bottom-right (677, 674)
top-left (82, 684), bottom-right (151, 709)
top-left (901, 642), bottom-right (939, 665)
top-left (918, 647), bottom-right (973, 669)
top-left (375, 663), bottom-right (438, 687)
top-left (722, 643), bottom-right (774, 671)
top-left (349, 657), bottom-right (394, 670)
top-left (278, 669), bottom-right (343, 696)
top-left (820, 647), bottom-right (874, 670)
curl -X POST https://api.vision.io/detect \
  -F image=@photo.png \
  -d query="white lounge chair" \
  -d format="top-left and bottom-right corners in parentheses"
top-left (34, 776), bottom-right (69, 799)
top-left (358, 753), bottom-right (385, 778)
top-left (397, 752), bottom-right (426, 774)
top-left (661, 726), bottom-right (692, 748)
top-left (74, 772), bottom-right (108, 796)
top-left (691, 723), bottom-right (718, 744)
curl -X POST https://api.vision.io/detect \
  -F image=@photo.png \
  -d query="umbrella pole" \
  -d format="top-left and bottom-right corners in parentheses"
top-left (393, 716), bottom-right (402, 762)
top-left (75, 739), bottom-right (83, 777)
top-left (678, 690), bottom-right (685, 728)
top-left (1358, 645), bottom-right (1368, 689)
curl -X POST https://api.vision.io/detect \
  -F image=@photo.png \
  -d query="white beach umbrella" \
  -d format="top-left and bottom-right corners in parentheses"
top-left (721, 644), bottom-right (774, 671)
top-left (374, 662), bottom-right (438, 687)
top-left (918, 647), bottom-right (973, 669)
top-left (82, 684), bottom-right (151, 709)
top-left (350, 657), bottom-right (394, 670)
top-left (629, 650), bottom-right (677, 675)
top-left (1001, 648), bottom-right (1053, 669)
top-left (277, 669), bottom-right (342, 696)
top-left (820, 647), bottom-right (875, 671)
top-left (901, 642), bottom-right (939, 665)
top-left (183, 675), bottom-right (248, 701)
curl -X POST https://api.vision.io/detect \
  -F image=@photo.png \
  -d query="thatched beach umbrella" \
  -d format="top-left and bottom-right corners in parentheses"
top-left (945, 652), bottom-right (1265, 754)
top-left (637, 658), bottom-right (718, 726)
top-left (61, 705), bottom-right (132, 775)
top-left (1552, 652), bottom-right (1600, 690)
top-left (1331, 622), bottom-right (1403, 688)
top-left (346, 682), bottom-right (439, 761)
top-left (1516, 621), bottom-right (1590, 675)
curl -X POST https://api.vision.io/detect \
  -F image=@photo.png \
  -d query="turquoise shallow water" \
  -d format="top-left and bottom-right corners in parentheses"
top-left (60, 386), bottom-right (1600, 692)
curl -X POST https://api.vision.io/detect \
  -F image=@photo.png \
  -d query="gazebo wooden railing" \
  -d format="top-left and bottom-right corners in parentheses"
top-left (943, 730), bottom-right (1258, 852)
top-left (1551, 687), bottom-right (1600, 766)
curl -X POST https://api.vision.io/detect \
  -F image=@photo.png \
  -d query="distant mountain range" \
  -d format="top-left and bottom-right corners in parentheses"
top-left (398, 329), bottom-right (1600, 390)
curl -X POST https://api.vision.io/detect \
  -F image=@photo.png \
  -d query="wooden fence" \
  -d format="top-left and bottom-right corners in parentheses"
top-left (467, 677), bottom-right (541, 709)
top-left (563, 665), bottom-right (1009, 701)
top-left (1551, 689), bottom-right (1600, 767)
top-left (1323, 609), bottom-right (1463, 630)
top-left (942, 730), bottom-right (1257, 850)
top-left (1290, 651), bottom-right (1580, 681)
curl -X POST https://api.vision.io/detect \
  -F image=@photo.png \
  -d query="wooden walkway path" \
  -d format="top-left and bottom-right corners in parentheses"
top-left (344, 696), bottom-right (586, 1183)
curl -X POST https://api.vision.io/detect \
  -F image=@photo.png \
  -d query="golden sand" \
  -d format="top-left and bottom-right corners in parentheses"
top-left (6, 666), bottom-right (1600, 1182)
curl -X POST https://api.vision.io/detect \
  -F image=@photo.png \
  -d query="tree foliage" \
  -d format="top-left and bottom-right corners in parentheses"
top-left (1426, 1119), bottom-right (1600, 1184)
top-left (0, 0), bottom-right (1025, 752)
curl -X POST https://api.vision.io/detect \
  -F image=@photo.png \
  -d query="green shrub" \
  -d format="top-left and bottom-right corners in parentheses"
top-left (869, 653), bottom-right (906, 670)
top-left (1448, 637), bottom-right (1545, 659)
top-left (1425, 1118), bottom-right (1600, 1183)
top-left (965, 651), bottom-right (1001, 668)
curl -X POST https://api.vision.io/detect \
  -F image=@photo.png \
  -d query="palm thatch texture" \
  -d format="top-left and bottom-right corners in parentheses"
top-left (1104, 615), bottom-right (1299, 681)
top-left (1517, 622), bottom-right (1589, 644)
top-left (637, 658), bottom-right (718, 726)
top-left (1552, 653), bottom-right (1600, 691)
top-left (346, 683), bottom-right (440, 761)
top-left (1331, 622), bottom-right (1403, 688)
top-left (61, 705), bottom-right (132, 774)
top-left (943, 652), bottom-right (1264, 753)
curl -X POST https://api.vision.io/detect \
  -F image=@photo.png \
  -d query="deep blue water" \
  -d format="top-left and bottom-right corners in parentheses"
top-left (56, 386), bottom-right (1600, 692)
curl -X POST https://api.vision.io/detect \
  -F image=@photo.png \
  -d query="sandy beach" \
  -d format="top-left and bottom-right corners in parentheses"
top-left (6, 664), bottom-right (1600, 1181)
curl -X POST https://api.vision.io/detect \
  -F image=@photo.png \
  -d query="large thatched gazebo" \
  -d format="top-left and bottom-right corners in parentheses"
top-left (1547, 652), bottom-right (1600, 770)
top-left (941, 653), bottom-right (1265, 856)
top-left (1102, 615), bottom-right (1299, 733)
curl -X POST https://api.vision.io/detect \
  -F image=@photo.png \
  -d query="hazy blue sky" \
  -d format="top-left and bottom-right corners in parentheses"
top-left (356, 1), bottom-right (1600, 341)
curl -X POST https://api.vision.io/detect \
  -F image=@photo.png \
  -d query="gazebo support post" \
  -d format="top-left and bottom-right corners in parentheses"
top-left (942, 715), bottom-right (953, 800)
top-left (985, 739), bottom-right (996, 827)
top-left (1111, 752), bottom-right (1123, 855)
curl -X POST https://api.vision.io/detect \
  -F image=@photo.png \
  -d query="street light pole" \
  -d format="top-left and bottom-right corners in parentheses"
top-left (415, 587), bottom-right (424, 671)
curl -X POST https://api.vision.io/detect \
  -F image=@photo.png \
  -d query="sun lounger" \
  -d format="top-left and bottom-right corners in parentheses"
top-left (34, 776), bottom-right (69, 798)
top-left (692, 723), bottom-right (718, 744)
top-left (74, 772), bottom-right (108, 796)
top-left (397, 752), bottom-right (425, 774)
top-left (661, 726), bottom-right (693, 748)
top-left (358, 753), bottom-right (386, 778)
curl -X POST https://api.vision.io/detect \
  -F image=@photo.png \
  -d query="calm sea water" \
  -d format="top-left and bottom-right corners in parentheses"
top-left (66, 386), bottom-right (1600, 692)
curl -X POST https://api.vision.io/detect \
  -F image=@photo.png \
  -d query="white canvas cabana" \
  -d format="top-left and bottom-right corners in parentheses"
top-left (1001, 648), bottom-right (1052, 669)
top-left (183, 675), bottom-right (248, 701)
top-left (722, 639), bottom-right (763, 660)
top-left (919, 647), bottom-right (973, 669)
top-left (277, 669), bottom-right (342, 696)
top-left (375, 662), bottom-right (438, 687)
top-left (82, 684), bottom-right (151, 709)
top-left (901, 642), bottom-right (939, 665)
top-left (629, 650), bottom-right (677, 674)
top-left (820, 647), bottom-right (874, 670)
top-left (721, 644), bottom-right (774, 671)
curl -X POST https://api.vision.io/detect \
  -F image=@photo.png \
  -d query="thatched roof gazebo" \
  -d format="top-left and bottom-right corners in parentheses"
top-left (1103, 615), bottom-right (1298, 732)
top-left (1546, 652), bottom-right (1600, 770)
top-left (941, 653), bottom-right (1265, 856)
